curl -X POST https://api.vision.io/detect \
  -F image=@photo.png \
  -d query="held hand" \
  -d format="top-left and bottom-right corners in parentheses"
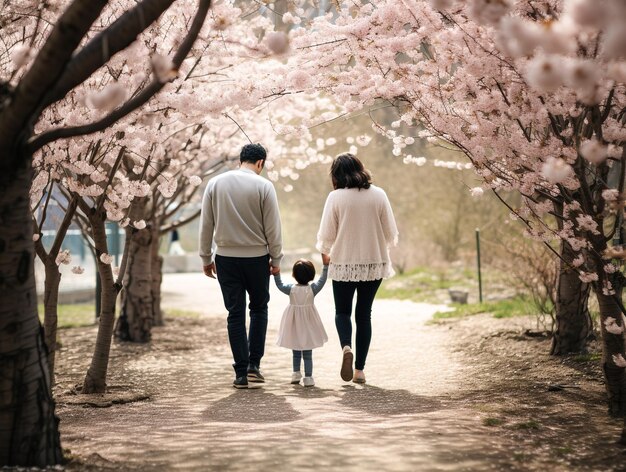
top-left (203, 263), bottom-right (216, 279)
top-left (270, 264), bottom-right (280, 275)
top-left (321, 253), bottom-right (330, 265)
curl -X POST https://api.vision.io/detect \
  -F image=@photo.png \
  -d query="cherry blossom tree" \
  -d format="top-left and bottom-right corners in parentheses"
top-left (0, 0), bottom-right (211, 465)
top-left (275, 0), bottom-right (626, 439)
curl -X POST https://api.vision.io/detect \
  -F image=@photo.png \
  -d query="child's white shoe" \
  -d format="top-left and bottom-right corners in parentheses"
top-left (291, 371), bottom-right (302, 384)
top-left (303, 376), bottom-right (315, 387)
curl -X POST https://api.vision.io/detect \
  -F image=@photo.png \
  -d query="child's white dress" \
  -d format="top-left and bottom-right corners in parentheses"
top-left (276, 284), bottom-right (328, 350)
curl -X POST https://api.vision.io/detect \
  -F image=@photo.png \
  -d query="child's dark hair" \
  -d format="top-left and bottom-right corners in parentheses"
top-left (330, 153), bottom-right (372, 190)
top-left (292, 259), bottom-right (315, 285)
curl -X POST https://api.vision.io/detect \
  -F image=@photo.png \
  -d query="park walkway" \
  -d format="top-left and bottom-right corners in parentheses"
top-left (56, 273), bottom-right (560, 471)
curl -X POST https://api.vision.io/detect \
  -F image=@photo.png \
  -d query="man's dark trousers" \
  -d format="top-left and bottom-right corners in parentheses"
top-left (215, 254), bottom-right (270, 378)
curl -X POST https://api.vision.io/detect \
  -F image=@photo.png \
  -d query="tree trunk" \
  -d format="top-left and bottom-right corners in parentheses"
top-left (81, 211), bottom-right (119, 394)
top-left (151, 231), bottom-right (164, 327)
top-left (551, 241), bottom-right (593, 355)
top-left (595, 289), bottom-right (626, 421)
top-left (116, 222), bottom-right (154, 342)
top-left (0, 162), bottom-right (62, 466)
top-left (42, 261), bottom-right (62, 384)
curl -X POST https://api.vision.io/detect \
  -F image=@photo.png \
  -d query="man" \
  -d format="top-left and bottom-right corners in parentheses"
top-left (199, 143), bottom-right (282, 389)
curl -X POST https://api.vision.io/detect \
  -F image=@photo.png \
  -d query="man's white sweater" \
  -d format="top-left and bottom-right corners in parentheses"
top-left (199, 168), bottom-right (283, 267)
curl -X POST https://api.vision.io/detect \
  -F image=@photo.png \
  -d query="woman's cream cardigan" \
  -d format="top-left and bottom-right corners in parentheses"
top-left (316, 185), bottom-right (398, 282)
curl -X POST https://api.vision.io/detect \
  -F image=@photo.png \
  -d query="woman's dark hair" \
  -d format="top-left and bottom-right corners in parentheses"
top-left (330, 153), bottom-right (372, 190)
top-left (240, 143), bottom-right (267, 163)
top-left (292, 259), bottom-right (315, 285)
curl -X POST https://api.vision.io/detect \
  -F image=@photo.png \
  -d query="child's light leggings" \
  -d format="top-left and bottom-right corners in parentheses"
top-left (292, 350), bottom-right (313, 377)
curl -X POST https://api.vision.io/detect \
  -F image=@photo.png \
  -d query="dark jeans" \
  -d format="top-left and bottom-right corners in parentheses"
top-left (333, 279), bottom-right (382, 370)
top-left (215, 254), bottom-right (270, 378)
top-left (293, 350), bottom-right (313, 377)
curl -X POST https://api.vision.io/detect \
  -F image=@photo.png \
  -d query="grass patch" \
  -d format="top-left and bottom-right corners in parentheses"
top-left (433, 297), bottom-right (530, 320)
top-left (512, 452), bottom-right (530, 463)
top-left (379, 266), bottom-right (474, 302)
top-left (514, 420), bottom-right (540, 431)
top-left (37, 304), bottom-right (201, 328)
top-left (381, 265), bottom-right (517, 304)
top-left (38, 304), bottom-right (95, 328)
top-left (163, 308), bottom-right (201, 319)
top-left (572, 352), bottom-right (601, 363)
top-left (483, 417), bottom-right (505, 427)
top-left (554, 446), bottom-right (572, 457)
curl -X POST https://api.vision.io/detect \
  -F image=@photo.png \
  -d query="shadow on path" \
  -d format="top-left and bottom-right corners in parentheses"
top-left (340, 384), bottom-right (442, 416)
top-left (202, 390), bottom-right (301, 423)
top-left (284, 384), bottom-right (340, 399)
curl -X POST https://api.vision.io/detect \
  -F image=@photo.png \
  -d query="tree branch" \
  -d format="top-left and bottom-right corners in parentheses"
top-left (0, 0), bottom-right (108, 163)
top-left (28, 0), bottom-right (212, 153)
top-left (40, 0), bottom-right (178, 109)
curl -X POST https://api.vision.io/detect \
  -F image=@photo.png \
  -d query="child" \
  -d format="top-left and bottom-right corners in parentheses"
top-left (274, 258), bottom-right (329, 387)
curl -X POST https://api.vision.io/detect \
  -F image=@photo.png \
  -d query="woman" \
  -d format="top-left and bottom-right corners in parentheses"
top-left (317, 153), bottom-right (398, 384)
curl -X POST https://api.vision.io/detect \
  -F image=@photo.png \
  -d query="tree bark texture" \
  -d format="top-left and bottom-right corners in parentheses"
top-left (596, 290), bottom-right (626, 419)
top-left (151, 229), bottom-right (164, 327)
top-left (42, 261), bottom-right (61, 384)
top-left (117, 219), bottom-right (154, 342)
top-left (37, 197), bottom-right (78, 383)
top-left (0, 163), bottom-right (62, 467)
top-left (551, 241), bottom-right (593, 355)
top-left (81, 210), bottom-right (120, 394)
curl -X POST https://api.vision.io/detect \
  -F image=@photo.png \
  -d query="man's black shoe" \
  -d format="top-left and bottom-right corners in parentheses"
top-left (247, 365), bottom-right (265, 383)
top-left (233, 376), bottom-right (261, 389)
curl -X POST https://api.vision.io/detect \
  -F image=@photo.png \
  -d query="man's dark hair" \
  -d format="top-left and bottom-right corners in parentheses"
top-left (330, 153), bottom-right (372, 190)
top-left (240, 143), bottom-right (267, 163)
top-left (292, 259), bottom-right (316, 285)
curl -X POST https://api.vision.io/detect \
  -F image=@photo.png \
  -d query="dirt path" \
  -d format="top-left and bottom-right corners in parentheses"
top-left (53, 274), bottom-right (624, 471)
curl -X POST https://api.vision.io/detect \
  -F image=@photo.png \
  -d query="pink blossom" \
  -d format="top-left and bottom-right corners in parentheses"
top-left (71, 266), bottom-right (85, 275)
top-left (580, 139), bottom-right (607, 164)
top-left (572, 254), bottom-right (584, 267)
top-left (568, 238), bottom-right (587, 252)
top-left (11, 44), bottom-right (32, 69)
top-left (602, 189), bottom-right (619, 201)
top-left (429, 0), bottom-right (454, 10)
top-left (601, 24), bottom-right (626, 59)
top-left (265, 32), bottom-right (290, 55)
top-left (282, 12), bottom-right (301, 25)
top-left (541, 157), bottom-right (573, 183)
top-left (151, 54), bottom-right (178, 83)
top-left (525, 55), bottom-right (563, 93)
top-left (497, 17), bottom-right (541, 57)
top-left (470, 187), bottom-right (484, 197)
top-left (32, 233), bottom-right (40, 242)
top-left (467, 0), bottom-right (511, 25)
top-left (86, 83), bottom-right (127, 111)
top-left (100, 253), bottom-right (114, 265)
top-left (188, 175), bottom-right (202, 186)
top-left (578, 271), bottom-right (598, 283)
top-left (133, 220), bottom-right (147, 230)
top-left (157, 179), bottom-right (178, 198)
top-left (55, 250), bottom-right (72, 266)
top-left (565, 0), bottom-right (607, 29)
top-left (287, 70), bottom-right (311, 89)
top-left (356, 135), bottom-right (372, 146)
top-left (567, 59), bottom-right (600, 90)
